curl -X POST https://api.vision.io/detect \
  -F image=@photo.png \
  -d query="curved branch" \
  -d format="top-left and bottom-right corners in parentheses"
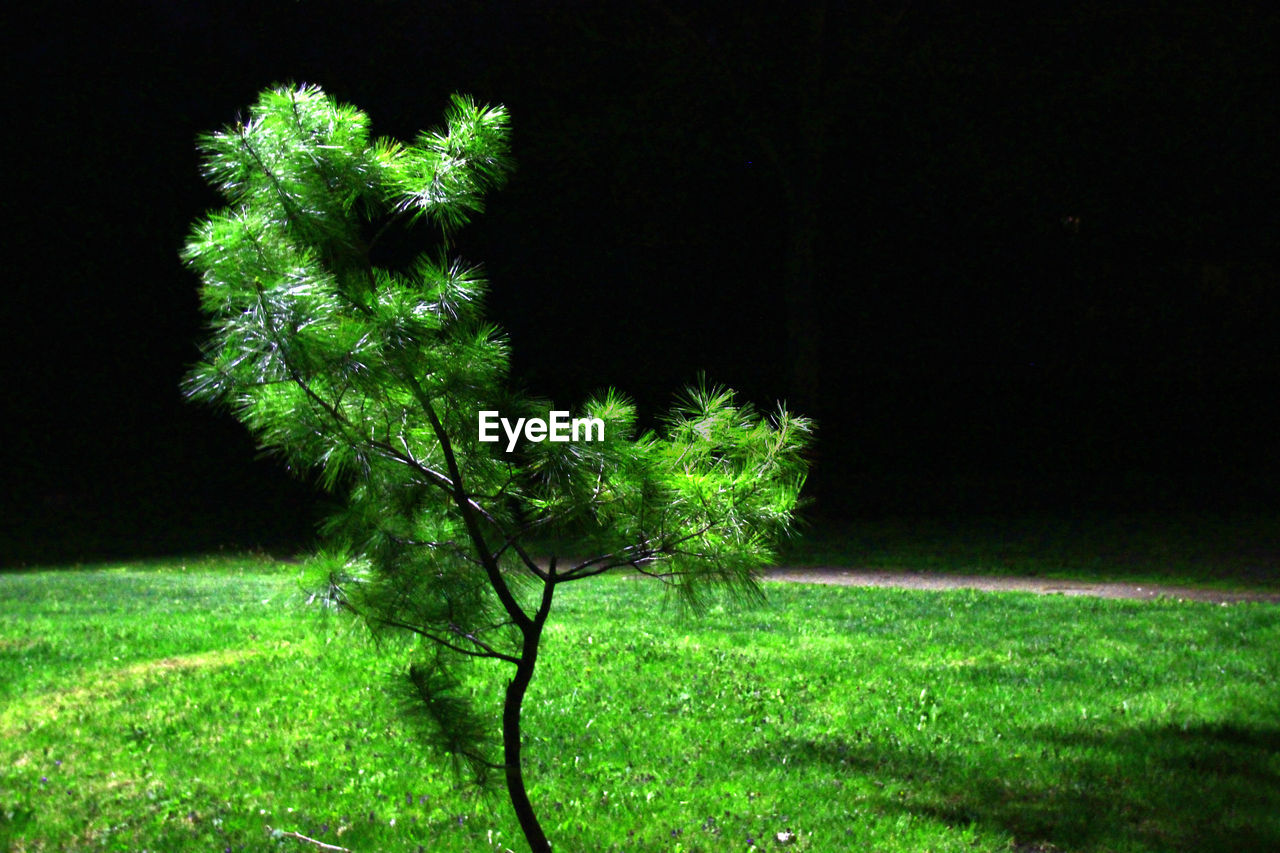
top-left (378, 615), bottom-right (521, 665)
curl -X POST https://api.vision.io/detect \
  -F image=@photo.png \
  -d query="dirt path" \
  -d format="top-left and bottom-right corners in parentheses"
top-left (763, 567), bottom-right (1280, 604)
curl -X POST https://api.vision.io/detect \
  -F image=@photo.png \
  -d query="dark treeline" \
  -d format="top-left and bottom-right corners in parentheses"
top-left (5, 1), bottom-right (1278, 564)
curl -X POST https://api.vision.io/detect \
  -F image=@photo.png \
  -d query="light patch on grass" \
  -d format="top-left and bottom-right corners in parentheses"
top-left (116, 649), bottom-right (257, 679)
top-left (0, 649), bottom-right (257, 735)
top-left (0, 637), bottom-right (44, 653)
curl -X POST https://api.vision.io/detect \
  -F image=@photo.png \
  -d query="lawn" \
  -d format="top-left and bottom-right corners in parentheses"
top-left (2, 556), bottom-right (1278, 852)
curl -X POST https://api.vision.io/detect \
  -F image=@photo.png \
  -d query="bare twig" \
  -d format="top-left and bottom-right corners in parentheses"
top-left (266, 826), bottom-right (352, 852)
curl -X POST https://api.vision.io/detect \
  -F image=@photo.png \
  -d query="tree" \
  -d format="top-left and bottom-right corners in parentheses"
top-left (183, 83), bottom-right (811, 852)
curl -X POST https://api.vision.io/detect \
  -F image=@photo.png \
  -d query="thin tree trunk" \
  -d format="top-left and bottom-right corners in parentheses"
top-left (504, 577), bottom-right (556, 852)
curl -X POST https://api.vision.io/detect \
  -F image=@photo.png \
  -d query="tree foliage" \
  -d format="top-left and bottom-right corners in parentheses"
top-left (183, 83), bottom-right (810, 851)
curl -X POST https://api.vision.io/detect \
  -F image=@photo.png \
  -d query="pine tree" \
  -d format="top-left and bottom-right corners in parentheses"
top-left (183, 83), bottom-right (811, 852)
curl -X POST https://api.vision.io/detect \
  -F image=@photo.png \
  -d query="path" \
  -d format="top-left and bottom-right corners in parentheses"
top-left (762, 567), bottom-right (1280, 604)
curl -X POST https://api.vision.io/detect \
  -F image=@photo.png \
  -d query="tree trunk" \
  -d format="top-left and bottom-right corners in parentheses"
top-left (504, 582), bottom-right (555, 852)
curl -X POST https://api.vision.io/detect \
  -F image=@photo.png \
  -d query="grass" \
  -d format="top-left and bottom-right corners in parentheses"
top-left (2, 556), bottom-right (1279, 852)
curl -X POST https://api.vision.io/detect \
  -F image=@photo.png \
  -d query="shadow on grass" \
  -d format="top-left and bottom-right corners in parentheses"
top-left (756, 722), bottom-right (1280, 852)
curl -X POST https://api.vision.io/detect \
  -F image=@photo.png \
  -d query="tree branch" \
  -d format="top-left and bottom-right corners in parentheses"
top-left (397, 369), bottom-right (533, 629)
top-left (448, 622), bottom-right (518, 662)
top-left (558, 519), bottom-right (718, 581)
top-left (379, 615), bottom-right (521, 665)
top-left (266, 826), bottom-right (351, 852)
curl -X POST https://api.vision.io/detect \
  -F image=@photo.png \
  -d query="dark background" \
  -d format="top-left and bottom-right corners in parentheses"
top-left (4, 1), bottom-right (1278, 566)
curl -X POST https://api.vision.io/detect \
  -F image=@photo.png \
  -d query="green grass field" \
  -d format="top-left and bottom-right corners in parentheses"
top-left (3, 556), bottom-right (1278, 852)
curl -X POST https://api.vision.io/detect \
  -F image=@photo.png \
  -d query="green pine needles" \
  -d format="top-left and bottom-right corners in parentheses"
top-left (183, 83), bottom-right (811, 852)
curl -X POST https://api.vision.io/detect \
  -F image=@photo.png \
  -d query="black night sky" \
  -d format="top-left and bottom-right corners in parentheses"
top-left (5, 1), bottom-right (1279, 566)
